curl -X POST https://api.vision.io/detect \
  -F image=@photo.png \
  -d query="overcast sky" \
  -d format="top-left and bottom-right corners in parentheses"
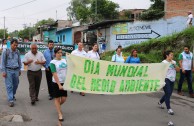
top-left (0, 0), bottom-right (152, 32)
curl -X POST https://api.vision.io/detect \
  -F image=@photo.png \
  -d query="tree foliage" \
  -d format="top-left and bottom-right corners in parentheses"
top-left (18, 27), bottom-right (36, 40)
top-left (140, 0), bottom-right (164, 21)
top-left (67, 0), bottom-right (119, 24)
top-left (0, 29), bottom-right (8, 39)
top-left (34, 18), bottom-right (55, 28)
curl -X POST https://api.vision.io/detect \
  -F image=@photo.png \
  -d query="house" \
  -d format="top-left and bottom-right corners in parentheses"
top-left (55, 25), bottom-right (88, 45)
top-left (34, 20), bottom-right (72, 43)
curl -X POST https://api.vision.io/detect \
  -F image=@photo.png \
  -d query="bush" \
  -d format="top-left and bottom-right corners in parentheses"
top-left (140, 9), bottom-right (164, 21)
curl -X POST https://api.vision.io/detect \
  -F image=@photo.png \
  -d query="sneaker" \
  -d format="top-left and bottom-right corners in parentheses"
top-left (190, 93), bottom-right (194, 98)
top-left (168, 121), bottom-right (174, 126)
top-left (9, 102), bottom-right (14, 107)
top-left (158, 102), bottom-right (164, 109)
top-left (177, 92), bottom-right (184, 96)
top-left (13, 96), bottom-right (16, 101)
top-left (168, 109), bottom-right (174, 115)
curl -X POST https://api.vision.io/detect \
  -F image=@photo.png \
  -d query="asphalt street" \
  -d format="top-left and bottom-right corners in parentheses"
top-left (0, 71), bottom-right (194, 126)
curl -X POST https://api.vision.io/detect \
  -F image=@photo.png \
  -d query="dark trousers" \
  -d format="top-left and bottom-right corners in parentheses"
top-left (45, 67), bottom-right (54, 97)
top-left (160, 79), bottom-right (174, 109)
top-left (27, 70), bottom-right (42, 101)
top-left (178, 70), bottom-right (193, 94)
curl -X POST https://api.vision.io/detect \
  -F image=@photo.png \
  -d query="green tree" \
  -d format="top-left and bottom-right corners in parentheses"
top-left (0, 29), bottom-right (8, 39)
top-left (140, 0), bottom-right (164, 21)
top-left (90, 0), bottom-right (119, 22)
top-left (34, 18), bottom-right (55, 28)
top-left (67, 0), bottom-right (119, 24)
top-left (119, 10), bottom-right (132, 20)
top-left (18, 27), bottom-right (36, 40)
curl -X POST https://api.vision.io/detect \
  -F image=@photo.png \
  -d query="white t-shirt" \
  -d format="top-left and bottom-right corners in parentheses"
top-left (71, 49), bottom-right (87, 57)
top-left (23, 51), bottom-right (46, 71)
top-left (87, 50), bottom-right (100, 60)
top-left (112, 54), bottom-right (124, 63)
top-left (162, 60), bottom-right (176, 82)
top-left (181, 52), bottom-right (193, 70)
top-left (0, 44), bottom-right (7, 51)
top-left (50, 59), bottom-right (67, 83)
top-left (187, 14), bottom-right (193, 24)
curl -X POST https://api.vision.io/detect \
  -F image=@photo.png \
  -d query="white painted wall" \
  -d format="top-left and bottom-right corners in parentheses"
top-left (107, 16), bottom-right (189, 51)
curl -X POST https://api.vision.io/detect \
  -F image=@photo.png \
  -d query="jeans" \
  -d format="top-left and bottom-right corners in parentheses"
top-left (5, 69), bottom-right (20, 102)
top-left (178, 70), bottom-right (193, 94)
top-left (160, 79), bottom-right (174, 109)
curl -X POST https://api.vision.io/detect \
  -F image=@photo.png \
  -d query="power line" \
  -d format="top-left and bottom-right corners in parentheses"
top-left (0, 0), bottom-right (37, 12)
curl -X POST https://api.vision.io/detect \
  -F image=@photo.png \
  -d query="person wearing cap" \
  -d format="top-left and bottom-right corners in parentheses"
top-left (187, 11), bottom-right (193, 27)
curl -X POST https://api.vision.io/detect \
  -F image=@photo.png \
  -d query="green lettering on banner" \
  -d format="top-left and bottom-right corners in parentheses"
top-left (143, 66), bottom-right (148, 77)
top-left (96, 79), bottom-right (102, 91)
top-left (135, 80), bottom-right (140, 92)
top-left (91, 79), bottom-right (97, 91)
top-left (149, 80), bottom-right (154, 91)
top-left (114, 65), bottom-right (122, 76)
top-left (102, 79), bottom-right (110, 92)
top-left (93, 62), bottom-right (100, 75)
top-left (119, 80), bottom-right (125, 92)
top-left (138, 79), bottom-right (144, 91)
top-left (110, 80), bottom-right (116, 93)
top-left (130, 80), bottom-right (135, 92)
top-left (119, 66), bottom-right (128, 77)
top-left (143, 80), bottom-right (149, 92)
top-left (136, 66), bottom-right (144, 77)
top-left (106, 65), bottom-right (115, 76)
top-left (77, 76), bottom-right (86, 90)
top-left (153, 80), bottom-right (160, 91)
top-left (70, 74), bottom-right (77, 88)
top-left (84, 60), bottom-right (91, 74)
top-left (125, 80), bottom-right (130, 92)
top-left (91, 61), bottom-right (94, 74)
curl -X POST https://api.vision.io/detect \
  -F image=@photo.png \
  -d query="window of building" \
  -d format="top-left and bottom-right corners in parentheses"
top-left (63, 35), bottom-right (65, 42)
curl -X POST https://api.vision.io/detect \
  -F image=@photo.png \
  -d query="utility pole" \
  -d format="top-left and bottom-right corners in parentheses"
top-left (56, 10), bottom-right (58, 21)
top-left (3, 16), bottom-right (5, 39)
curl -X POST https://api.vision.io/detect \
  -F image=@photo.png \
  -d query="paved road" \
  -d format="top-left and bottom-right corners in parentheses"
top-left (0, 71), bottom-right (194, 126)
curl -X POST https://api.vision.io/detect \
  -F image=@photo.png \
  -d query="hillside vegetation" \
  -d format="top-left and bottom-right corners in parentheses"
top-left (101, 27), bottom-right (194, 92)
top-left (101, 27), bottom-right (194, 63)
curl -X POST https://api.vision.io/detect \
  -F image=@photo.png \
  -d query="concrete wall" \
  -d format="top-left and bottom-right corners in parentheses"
top-left (107, 16), bottom-right (189, 51)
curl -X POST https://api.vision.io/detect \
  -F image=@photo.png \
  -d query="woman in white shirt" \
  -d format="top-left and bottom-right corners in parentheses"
top-left (50, 47), bottom-right (67, 122)
top-left (158, 50), bottom-right (179, 115)
top-left (87, 43), bottom-right (100, 60)
top-left (0, 39), bottom-right (7, 53)
top-left (111, 47), bottom-right (124, 63)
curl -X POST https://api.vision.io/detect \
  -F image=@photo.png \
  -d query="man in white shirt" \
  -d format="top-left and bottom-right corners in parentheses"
top-left (23, 43), bottom-right (46, 105)
top-left (187, 11), bottom-right (193, 27)
top-left (71, 42), bottom-right (87, 96)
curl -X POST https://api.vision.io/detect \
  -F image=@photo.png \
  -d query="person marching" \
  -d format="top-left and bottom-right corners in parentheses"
top-left (111, 47), bottom-right (124, 63)
top-left (125, 49), bottom-right (140, 64)
top-left (1, 39), bottom-right (22, 107)
top-left (0, 39), bottom-right (7, 52)
top-left (50, 47), bottom-right (68, 122)
top-left (71, 42), bottom-right (87, 96)
top-left (44, 40), bottom-right (55, 100)
top-left (158, 51), bottom-right (179, 115)
top-left (23, 43), bottom-right (46, 105)
top-left (87, 43), bottom-right (100, 60)
top-left (177, 46), bottom-right (194, 98)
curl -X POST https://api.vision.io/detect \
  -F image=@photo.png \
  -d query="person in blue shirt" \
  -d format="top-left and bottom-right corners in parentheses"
top-left (1, 39), bottom-right (22, 107)
top-left (111, 47), bottom-right (124, 63)
top-left (125, 49), bottom-right (140, 64)
top-left (44, 40), bottom-right (55, 100)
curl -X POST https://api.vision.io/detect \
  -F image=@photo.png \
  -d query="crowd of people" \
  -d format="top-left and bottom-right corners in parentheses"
top-left (0, 39), bottom-right (194, 123)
